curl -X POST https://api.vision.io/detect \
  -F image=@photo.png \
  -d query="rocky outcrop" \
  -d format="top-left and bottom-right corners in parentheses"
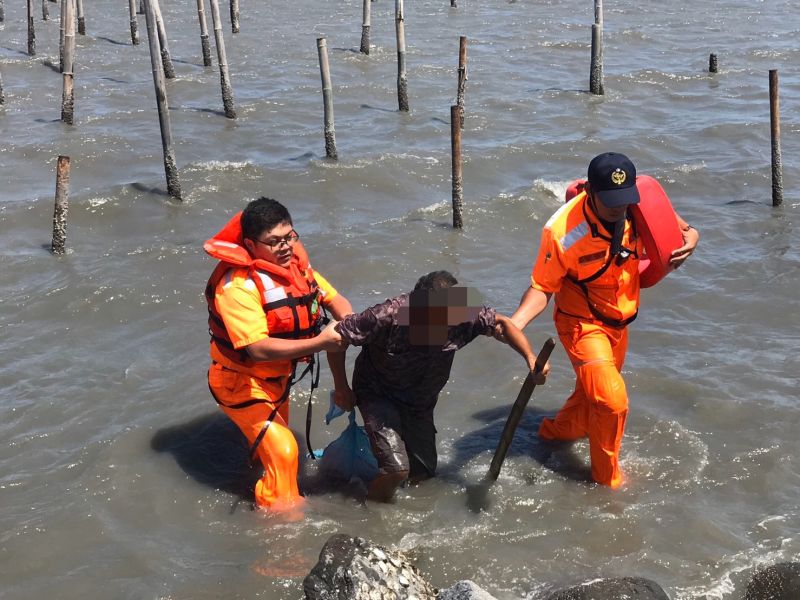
top-left (437, 580), bottom-right (497, 600)
top-left (304, 534), bottom-right (437, 600)
top-left (745, 562), bottom-right (800, 600)
top-left (543, 577), bottom-right (669, 600)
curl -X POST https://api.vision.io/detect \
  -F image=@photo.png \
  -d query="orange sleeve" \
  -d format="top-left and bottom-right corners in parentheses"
top-left (312, 270), bottom-right (339, 306)
top-left (531, 227), bottom-right (569, 294)
top-left (214, 271), bottom-right (269, 349)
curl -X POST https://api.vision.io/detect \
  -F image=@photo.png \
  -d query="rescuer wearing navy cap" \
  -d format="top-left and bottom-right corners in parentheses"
top-left (502, 152), bottom-right (699, 488)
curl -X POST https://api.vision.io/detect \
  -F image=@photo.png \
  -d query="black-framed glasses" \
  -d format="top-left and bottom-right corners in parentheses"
top-left (254, 230), bottom-right (300, 250)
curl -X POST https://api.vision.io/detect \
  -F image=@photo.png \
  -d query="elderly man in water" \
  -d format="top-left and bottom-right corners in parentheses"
top-left (330, 270), bottom-right (549, 502)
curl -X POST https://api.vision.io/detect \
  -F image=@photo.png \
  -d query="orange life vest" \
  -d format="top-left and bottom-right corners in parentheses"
top-left (204, 212), bottom-right (324, 375)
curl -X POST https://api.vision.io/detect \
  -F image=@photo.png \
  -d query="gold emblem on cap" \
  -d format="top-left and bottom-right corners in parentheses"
top-left (611, 168), bottom-right (627, 185)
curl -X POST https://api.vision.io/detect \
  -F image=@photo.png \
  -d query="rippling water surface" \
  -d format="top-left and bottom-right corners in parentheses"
top-left (1, 0), bottom-right (799, 598)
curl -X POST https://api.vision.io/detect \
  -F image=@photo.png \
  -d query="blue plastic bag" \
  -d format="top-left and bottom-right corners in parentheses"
top-left (319, 411), bottom-right (379, 484)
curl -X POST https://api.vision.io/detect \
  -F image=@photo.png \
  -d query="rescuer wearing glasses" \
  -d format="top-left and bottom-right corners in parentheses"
top-left (204, 197), bottom-right (352, 511)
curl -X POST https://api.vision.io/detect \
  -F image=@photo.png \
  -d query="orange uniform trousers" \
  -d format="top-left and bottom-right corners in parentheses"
top-left (538, 311), bottom-right (629, 488)
top-left (208, 364), bottom-right (302, 509)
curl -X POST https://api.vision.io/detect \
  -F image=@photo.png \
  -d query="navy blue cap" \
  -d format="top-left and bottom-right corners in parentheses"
top-left (587, 152), bottom-right (640, 207)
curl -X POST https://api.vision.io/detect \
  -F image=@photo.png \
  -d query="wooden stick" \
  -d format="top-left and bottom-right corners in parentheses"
top-left (450, 105), bottom-right (463, 229)
top-left (196, 0), bottom-right (212, 66)
top-left (229, 0), bottom-right (239, 34)
top-left (208, 0), bottom-right (236, 118)
top-left (61, 0), bottom-right (75, 124)
top-left (709, 53), bottom-right (718, 73)
top-left (0, 69), bottom-right (5, 105)
top-left (128, 0), bottom-right (139, 45)
top-left (317, 38), bottom-right (338, 160)
top-left (138, 0), bottom-right (144, 14)
top-left (769, 70), bottom-right (783, 207)
top-left (395, 0), bottom-right (408, 112)
top-left (589, 0), bottom-right (604, 95)
top-left (488, 338), bottom-right (556, 481)
top-left (450, 0), bottom-right (456, 7)
top-left (0, 0), bottom-right (4, 23)
top-left (42, 0), bottom-right (49, 21)
top-left (360, 0), bottom-right (370, 55)
top-left (143, 0), bottom-right (182, 200)
top-left (151, 0), bottom-right (175, 79)
top-left (27, 0), bottom-right (36, 55)
top-left (59, 0), bottom-right (66, 71)
top-left (76, 0), bottom-right (84, 34)
top-left (456, 36), bottom-right (467, 129)
top-left (52, 156), bottom-right (71, 255)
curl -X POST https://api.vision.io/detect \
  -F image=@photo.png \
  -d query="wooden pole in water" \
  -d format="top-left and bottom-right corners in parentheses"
top-left (138, 0), bottom-right (144, 14)
top-left (769, 69), bottom-right (783, 207)
top-left (52, 155), bottom-right (71, 255)
top-left (128, 0), bottom-right (139, 45)
top-left (317, 38), bottom-right (338, 160)
top-left (709, 53), bottom-right (718, 73)
top-left (450, 0), bottom-right (456, 7)
top-left (208, 0), bottom-right (236, 118)
top-left (456, 36), bottom-right (467, 129)
top-left (27, 0), bottom-right (36, 55)
top-left (196, 0), bottom-right (212, 66)
top-left (143, 0), bottom-right (182, 200)
top-left (589, 0), bottom-right (604, 95)
top-left (0, 0), bottom-right (4, 22)
top-left (61, 0), bottom-right (75, 124)
top-left (450, 105), bottom-right (463, 229)
top-left (0, 69), bottom-right (5, 105)
top-left (360, 0), bottom-right (370, 55)
top-left (395, 0), bottom-right (408, 112)
top-left (151, 0), bottom-right (175, 79)
top-left (229, 0), bottom-right (239, 34)
top-left (59, 0), bottom-right (66, 71)
top-left (76, 0), bottom-right (84, 34)
top-left (42, 0), bottom-right (48, 21)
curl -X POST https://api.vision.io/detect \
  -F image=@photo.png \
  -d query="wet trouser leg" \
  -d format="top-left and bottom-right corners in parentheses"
top-left (539, 316), bottom-right (629, 488)
top-left (221, 402), bottom-right (302, 509)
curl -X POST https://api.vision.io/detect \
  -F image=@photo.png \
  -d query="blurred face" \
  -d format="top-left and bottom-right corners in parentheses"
top-left (243, 222), bottom-right (297, 267)
top-left (586, 184), bottom-right (629, 222)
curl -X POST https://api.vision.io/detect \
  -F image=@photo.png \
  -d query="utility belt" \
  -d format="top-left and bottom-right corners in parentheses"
top-left (555, 306), bottom-right (635, 330)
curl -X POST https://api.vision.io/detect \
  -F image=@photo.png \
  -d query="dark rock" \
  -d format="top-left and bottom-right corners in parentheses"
top-left (304, 533), bottom-right (437, 600)
top-left (437, 580), bottom-right (497, 600)
top-left (745, 562), bottom-right (800, 600)
top-left (544, 577), bottom-right (670, 600)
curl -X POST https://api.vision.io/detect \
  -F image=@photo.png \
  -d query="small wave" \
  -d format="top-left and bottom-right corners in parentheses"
top-left (185, 160), bottom-right (254, 173)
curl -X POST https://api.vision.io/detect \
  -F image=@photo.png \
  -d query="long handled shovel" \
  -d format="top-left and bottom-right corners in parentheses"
top-left (466, 337), bottom-right (556, 512)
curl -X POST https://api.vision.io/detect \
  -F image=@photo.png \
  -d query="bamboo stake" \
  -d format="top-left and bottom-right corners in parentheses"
top-left (589, 0), bottom-right (604, 95)
top-left (143, 0), bottom-right (182, 200)
top-left (0, 0), bottom-right (4, 22)
top-left (709, 53), bottom-right (718, 73)
top-left (395, 0), bottom-right (408, 112)
top-left (451, 0), bottom-right (456, 7)
top-left (76, 0), bottom-right (84, 34)
top-left (229, 0), bottom-right (238, 34)
top-left (196, 0), bottom-right (212, 66)
top-left (42, 0), bottom-right (48, 21)
top-left (27, 0), bottom-right (36, 55)
top-left (769, 70), bottom-right (783, 207)
top-left (0, 69), bottom-right (5, 105)
top-left (317, 38), bottom-right (338, 160)
top-left (59, 0), bottom-right (66, 71)
top-left (360, 0), bottom-right (370, 55)
top-left (61, 0), bottom-right (75, 124)
top-left (208, 0), bottom-right (236, 118)
top-left (151, 0), bottom-right (175, 79)
top-left (456, 36), bottom-right (467, 129)
top-left (52, 156), bottom-right (71, 255)
top-left (450, 105), bottom-right (463, 229)
top-left (128, 0), bottom-right (139, 45)
top-left (138, 0), bottom-right (144, 14)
